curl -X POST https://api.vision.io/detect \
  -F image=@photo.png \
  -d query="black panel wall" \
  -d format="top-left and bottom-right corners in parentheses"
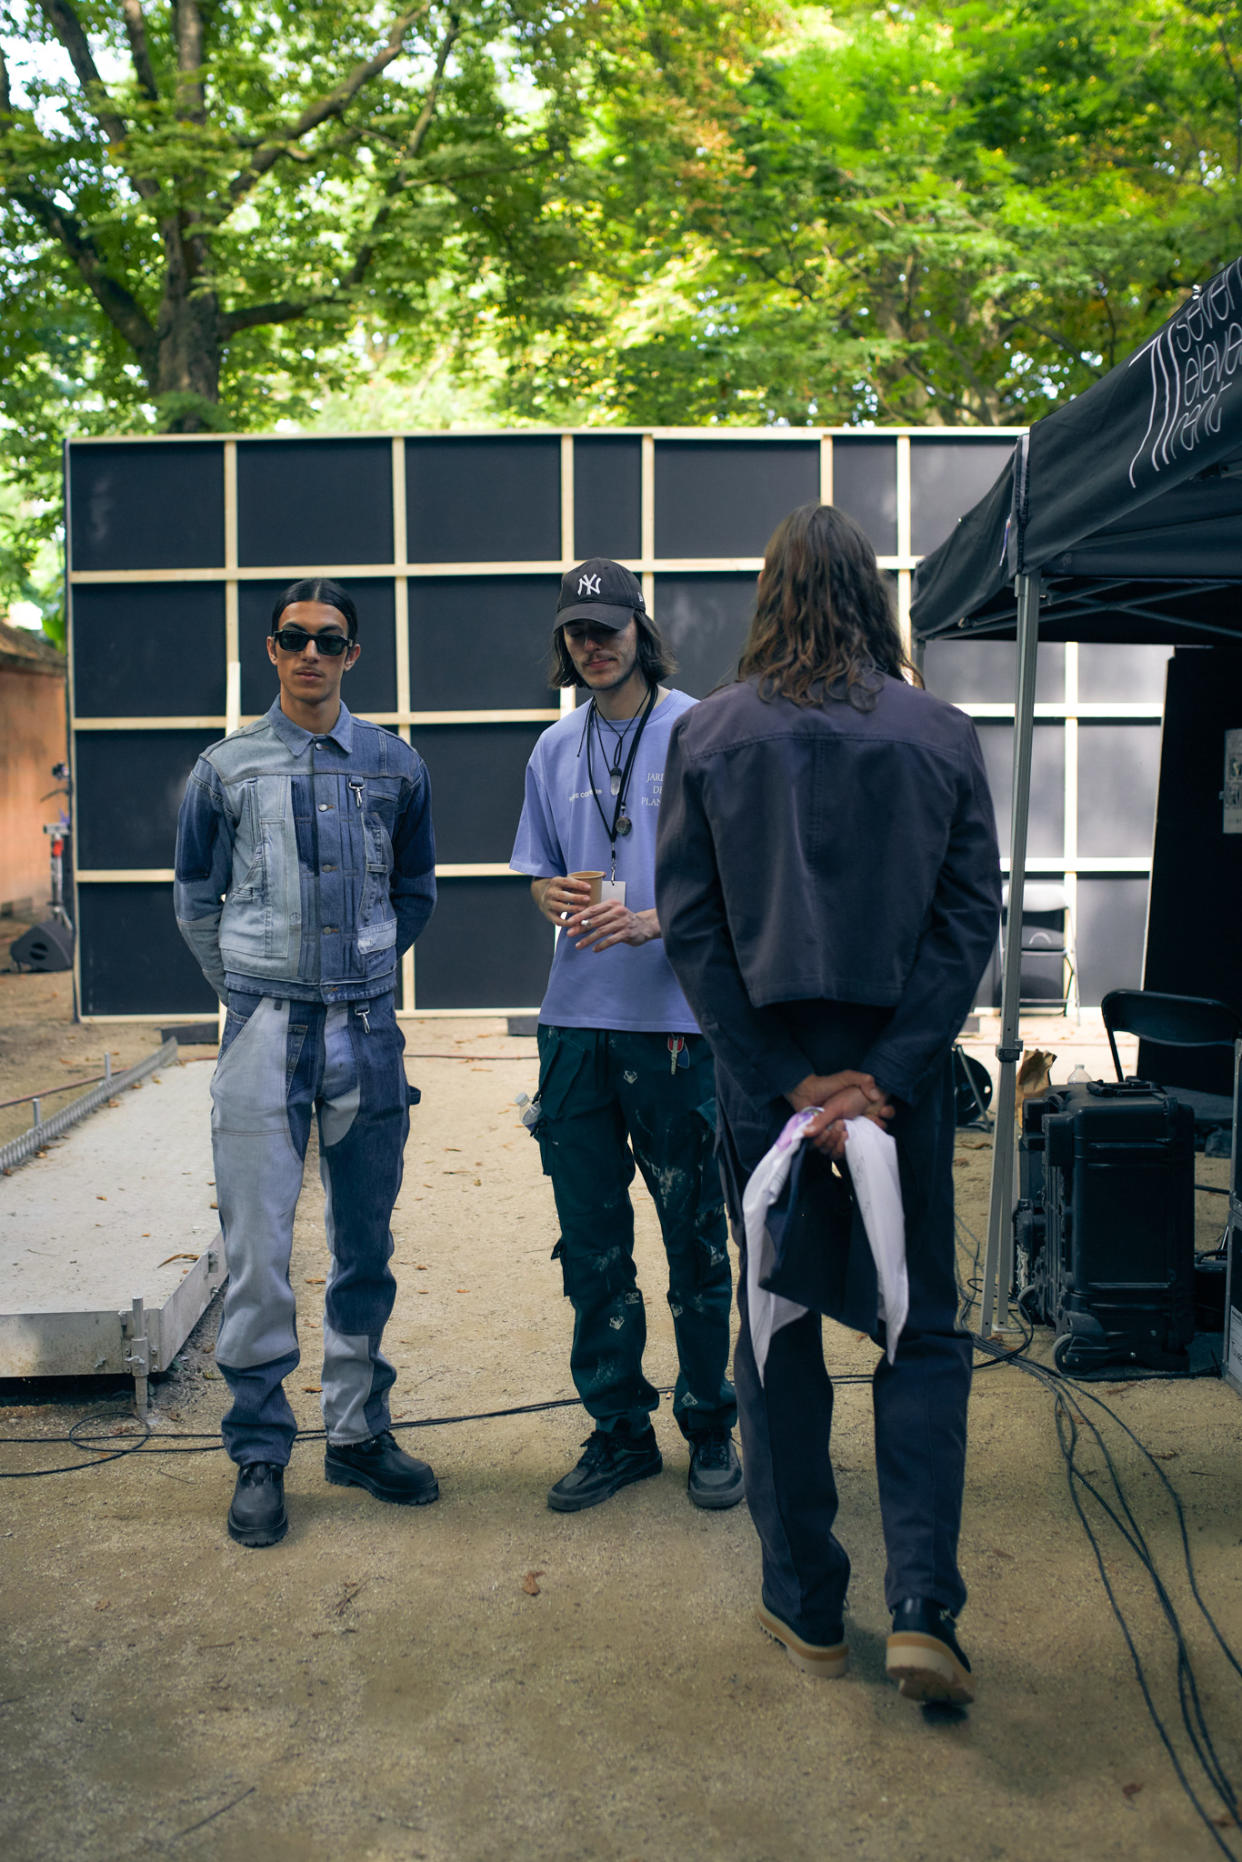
top-left (73, 584), bottom-right (226, 718)
top-left (408, 578), bottom-right (558, 711)
top-left (66, 425), bottom-right (1161, 1015)
top-left (1143, 646), bottom-right (1242, 1090)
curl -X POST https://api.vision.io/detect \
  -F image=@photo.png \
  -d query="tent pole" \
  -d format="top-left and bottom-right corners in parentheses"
top-left (981, 570), bottom-right (1041, 1335)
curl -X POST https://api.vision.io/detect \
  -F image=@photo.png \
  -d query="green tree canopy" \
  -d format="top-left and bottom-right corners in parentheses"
top-left (0, 0), bottom-right (767, 622)
top-left (559, 0), bottom-right (1242, 426)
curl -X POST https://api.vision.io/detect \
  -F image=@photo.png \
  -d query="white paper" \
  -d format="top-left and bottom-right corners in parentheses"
top-left (743, 1108), bottom-right (816, 1387)
top-left (841, 1116), bottom-right (907, 1363)
top-left (600, 879), bottom-right (626, 904)
top-left (743, 1110), bottom-right (907, 1385)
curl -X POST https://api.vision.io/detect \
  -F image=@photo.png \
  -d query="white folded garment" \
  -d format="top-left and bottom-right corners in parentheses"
top-left (743, 1109), bottom-right (907, 1385)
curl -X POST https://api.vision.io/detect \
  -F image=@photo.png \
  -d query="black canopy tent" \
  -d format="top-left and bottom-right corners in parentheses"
top-left (909, 256), bottom-right (1242, 1332)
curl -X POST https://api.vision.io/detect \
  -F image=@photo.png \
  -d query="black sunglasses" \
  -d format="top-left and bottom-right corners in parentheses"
top-left (272, 625), bottom-right (350, 657)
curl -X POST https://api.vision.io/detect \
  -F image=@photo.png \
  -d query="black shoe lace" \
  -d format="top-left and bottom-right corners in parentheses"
top-left (693, 1434), bottom-right (732, 1471)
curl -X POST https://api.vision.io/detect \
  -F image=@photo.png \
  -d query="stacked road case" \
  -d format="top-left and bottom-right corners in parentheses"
top-left (1016, 1080), bottom-right (1196, 1374)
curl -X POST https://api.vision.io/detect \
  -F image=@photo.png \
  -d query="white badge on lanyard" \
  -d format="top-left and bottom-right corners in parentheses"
top-left (601, 878), bottom-right (627, 905)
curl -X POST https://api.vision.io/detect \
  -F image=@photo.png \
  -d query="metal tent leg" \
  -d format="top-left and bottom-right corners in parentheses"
top-left (981, 571), bottom-right (1042, 1336)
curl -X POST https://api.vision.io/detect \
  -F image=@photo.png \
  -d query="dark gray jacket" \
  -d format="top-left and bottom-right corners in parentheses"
top-left (655, 673), bottom-right (1001, 1105)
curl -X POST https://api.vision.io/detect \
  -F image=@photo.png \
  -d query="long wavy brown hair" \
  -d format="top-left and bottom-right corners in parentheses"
top-left (737, 503), bottom-right (917, 708)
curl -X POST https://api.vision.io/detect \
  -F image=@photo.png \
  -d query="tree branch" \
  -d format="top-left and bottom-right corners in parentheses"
top-left (5, 174), bottom-right (157, 370)
top-left (38, 1), bottom-right (127, 145)
top-left (340, 15), bottom-right (458, 290)
top-left (228, 5), bottom-right (433, 209)
top-left (37, 0), bottom-right (161, 198)
top-left (217, 297), bottom-right (311, 338)
top-left (122, 1), bottom-right (159, 101)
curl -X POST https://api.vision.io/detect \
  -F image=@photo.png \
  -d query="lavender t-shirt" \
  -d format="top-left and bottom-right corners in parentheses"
top-left (509, 689), bottom-right (700, 1033)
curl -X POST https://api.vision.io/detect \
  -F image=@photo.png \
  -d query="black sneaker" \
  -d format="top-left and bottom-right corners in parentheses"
top-left (325, 1430), bottom-right (439, 1506)
top-left (886, 1597), bottom-right (974, 1704)
top-left (687, 1430), bottom-right (745, 1510)
top-left (547, 1428), bottom-right (663, 1513)
top-left (227, 1462), bottom-right (288, 1548)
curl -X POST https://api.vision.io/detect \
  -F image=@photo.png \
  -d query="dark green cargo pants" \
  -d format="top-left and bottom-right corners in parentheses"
top-left (535, 1025), bottom-right (736, 1440)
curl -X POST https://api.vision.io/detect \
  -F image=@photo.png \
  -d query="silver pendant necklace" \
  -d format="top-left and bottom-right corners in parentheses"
top-left (596, 709), bottom-right (639, 797)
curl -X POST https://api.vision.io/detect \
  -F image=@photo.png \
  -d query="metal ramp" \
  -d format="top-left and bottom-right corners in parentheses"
top-left (0, 1057), bottom-right (223, 1411)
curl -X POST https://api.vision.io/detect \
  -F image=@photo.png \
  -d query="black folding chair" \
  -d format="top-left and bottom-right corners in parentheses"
top-left (1100, 989), bottom-right (1242, 1134)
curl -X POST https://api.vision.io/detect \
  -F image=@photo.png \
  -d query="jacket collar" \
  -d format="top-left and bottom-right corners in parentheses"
top-left (265, 696), bottom-right (355, 757)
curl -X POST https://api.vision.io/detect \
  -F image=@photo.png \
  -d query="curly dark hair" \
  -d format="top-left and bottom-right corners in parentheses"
top-left (737, 503), bottom-right (916, 708)
top-left (549, 609), bottom-right (676, 689)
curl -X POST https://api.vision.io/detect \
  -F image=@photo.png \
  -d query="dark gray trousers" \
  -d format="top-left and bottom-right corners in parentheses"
top-left (717, 1002), bottom-right (971, 1642)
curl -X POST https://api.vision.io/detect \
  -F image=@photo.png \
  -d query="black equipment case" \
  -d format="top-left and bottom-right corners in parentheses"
top-left (1014, 1080), bottom-right (1195, 1374)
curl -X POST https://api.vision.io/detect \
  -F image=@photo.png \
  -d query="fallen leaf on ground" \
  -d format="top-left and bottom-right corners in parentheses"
top-left (305, 1276), bottom-right (325, 1285)
top-left (158, 1253), bottom-right (198, 1266)
top-left (303, 1384), bottom-right (322, 1393)
top-left (1121, 1782), bottom-right (1143, 1799)
top-left (96, 1195), bottom-right (106, 1202)
top-left (522, 1571), bottom-right (545, 1596)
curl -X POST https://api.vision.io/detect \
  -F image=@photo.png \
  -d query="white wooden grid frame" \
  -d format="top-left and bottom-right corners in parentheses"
top-left (66, 426), bottom-right (1160, 1020)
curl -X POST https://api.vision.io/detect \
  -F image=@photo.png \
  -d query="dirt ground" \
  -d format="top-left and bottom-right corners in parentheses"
top-left (1, 910), bottom-right (1240, 1862)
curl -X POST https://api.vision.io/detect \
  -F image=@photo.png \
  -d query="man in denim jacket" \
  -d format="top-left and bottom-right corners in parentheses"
top-left (175, 579), bottom-right (438, 1547)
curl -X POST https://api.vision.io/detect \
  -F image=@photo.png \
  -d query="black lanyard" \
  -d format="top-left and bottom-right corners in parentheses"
top-left (583, 683), bottom-right (657, 878)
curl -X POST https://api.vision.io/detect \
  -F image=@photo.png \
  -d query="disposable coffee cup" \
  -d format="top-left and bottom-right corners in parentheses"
top-left (570, 870), bottom-right (604, 907)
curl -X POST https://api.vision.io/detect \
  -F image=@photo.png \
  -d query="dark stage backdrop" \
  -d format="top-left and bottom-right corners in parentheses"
top-left (65, 428), bottom-right (1162, 1017)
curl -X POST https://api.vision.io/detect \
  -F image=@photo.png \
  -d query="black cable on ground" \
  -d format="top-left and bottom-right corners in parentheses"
top-left (971, 1332), bottom-right (1242, 1856)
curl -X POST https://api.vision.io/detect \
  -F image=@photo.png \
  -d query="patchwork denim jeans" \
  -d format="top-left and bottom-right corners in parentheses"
top-left (534, 1025), bottom-right (736, 1440)
top-left (210, 990), bottom-right (410, 1465)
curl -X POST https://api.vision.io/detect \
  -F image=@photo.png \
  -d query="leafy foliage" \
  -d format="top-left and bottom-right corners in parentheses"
top-left (0, 0), bottom-right (768, 625)
top-left (555, 0), bottom-right (1242, 426)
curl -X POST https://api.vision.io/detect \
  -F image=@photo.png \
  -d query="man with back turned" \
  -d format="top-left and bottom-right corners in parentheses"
top-left (656, 505), bottom-right (1000, 1702)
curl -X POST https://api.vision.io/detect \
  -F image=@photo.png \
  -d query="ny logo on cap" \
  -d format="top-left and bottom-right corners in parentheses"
top-left (577, 573), bottom-right (602, 596)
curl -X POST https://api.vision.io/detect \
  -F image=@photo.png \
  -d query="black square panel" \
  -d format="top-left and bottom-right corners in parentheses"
top-left (409, 578), bottom-right (559, 710)
top-left (1076, 876), bottom-right (1150, 1007)
top-left (651, 574), bottom-right (756, 699)
top-left (414, 876), bottom-right (552, 1010)
top-left (406, 438), bottom-right (561, 562)
top-left (78, 882), bottom-right (218, 1016)
top-left (72, 584), bottom-right (226, 718)
top-left (415, 722), bottom-right (546, 864)
top-left (239, 580), bottom-right (397, 717)
top-left (832, 438), bottom-right (897, 557)
top-left (1077, 724), bottom-right (1162, 858)
top-left (910, 439), bottom-right (1015, 557)
top-left (68, 442), bottom-right (224, 572)
top-left (654, 441), bottom-right (818, 558)
top-left (237, 439), bottom-right (393, 567)
top-left (573, 437), bottom-right (642, 561)
top-left (974, 720), bottom-right (1065, 860)
top-left (75, 730), bottom-right (218, 870)
top-left (922, 639), bottom-right (1065, 704)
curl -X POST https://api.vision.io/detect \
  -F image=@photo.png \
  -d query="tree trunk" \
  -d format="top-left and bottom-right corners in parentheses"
top-left (153, 224), bottom-right (221, 427)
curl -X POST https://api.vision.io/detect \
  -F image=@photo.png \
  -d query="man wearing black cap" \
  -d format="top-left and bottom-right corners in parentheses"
top-left (510, 559), bottom-right (741, 1513)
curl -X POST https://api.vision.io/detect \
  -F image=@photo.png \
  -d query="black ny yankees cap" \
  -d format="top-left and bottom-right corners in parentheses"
top-left (555, 558), bottom-right (646, 631)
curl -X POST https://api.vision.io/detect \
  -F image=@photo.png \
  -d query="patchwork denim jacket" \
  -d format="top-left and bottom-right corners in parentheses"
top-left (174, 699), bottom-right (436, 1004)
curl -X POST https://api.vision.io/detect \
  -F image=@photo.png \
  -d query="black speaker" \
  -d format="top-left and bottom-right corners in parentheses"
top-left (10, 920), bottom-right (74, 972)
